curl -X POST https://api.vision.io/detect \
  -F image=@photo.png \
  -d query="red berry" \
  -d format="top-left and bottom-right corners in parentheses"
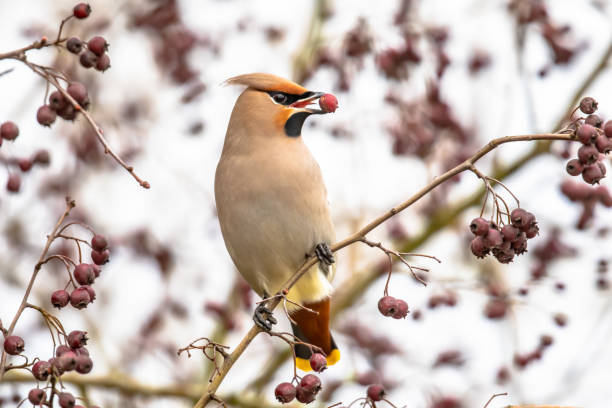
top-left (295, 386), bottom-right (316, 403)
top-left (66, 37), bottom-right (83, 54)
top-left (540, 334), bottom-right (554, 347)
top-left (309, 353), bottom-right (327, 372)
top-left (566, 158), bottom-right (583, 176)
top-left (75, 354), bottom-right (93, 373)
top-left (58, 103), bottom-right (77, 121)
top-left (28, 388), bottom-right (46, 405)
top-left (367, 384), bottom-right (385, 401)
top-left (604, 121), bottom-right (612, 138)
top-left (6, 173), bottom-right (20, 193)
top-left (392, 299), bottom-right (409, 319)
top-left (91, 234), bottom-right (108, 251)
top-left (36, 105), bottom-right (57, 127)
top-left (470, 236), bottom-right (489, 258)
top-left (319, 94), bottom-right (338, 113)
top-left (3, 335), bottom-right (25, 355)
top-left (585, 114), bottom-right (603, 128)
top-left (70, 287), bottom-right (91, 309)
top-left (73, 3), bottom-right (91, 19)
top-left (81, 285), bottom-right (96, 302)
top-left (274, 382), bottom-right (297, 403)
top-left (484, 299), bottom-right (507, 319)
top-left (553, 313), bottom-right (567, 327)
top-left (87, 36), bottom-right (108, 56)
top-left (91, 248), bottom-right (110, 265)
top-left (501, 224), bottom-right (520, 241)
top-left (79, 50), bottom-right (98, 68)
top-left (91, 263), bottom-right (102, 277)
top-left (0, 121), bottom-right (19, 140)
top-left (582, 162), bottom-right (606, 185)
top-left (524, 223), bottom-right (539, 239)
top-left (17, 158), bottom-right (33, 172)
top-left (469, 217), bottom-right (489, 236)
top-left (49, 91), bottom-right (66, 111)
top-left (58, 351), bottom-right (78, 371)
top-left (510, 208), bottom-right (529, 229)
top-left (377, 295), bottom-right (397, 316)
top-left (595, 134), bottom-right (612, 154)
top-left (59, 392), bottom-right (76, 408)
top-left (578, 144), bottom-right (599, 165)
top-left (300, 374), bottom-right (322, 393)
top-left (576, 124), bottom-right (598, 145)
top-left (67, 82), bottom-right (89, 106)
top-left (73, 346), bottom-right (89, 356)
top-left (67, 330), bottom-right (88, 349)
top-left (95, 53), bottom-right (111, 72)
top-left (56, 344), bottom-right (71, 357)
top-left (74, 263), bottom-right (95, 285)
top-left (33, 149), bottom-right (51, 166)
top-left (579, 97), bottom-right (598, 114)
top-left (51, 289), bottom-right (70, 308)
top-left (32, 360), bottom-right (51, 381)
top-left (484, 228), bottom-right (503, 248)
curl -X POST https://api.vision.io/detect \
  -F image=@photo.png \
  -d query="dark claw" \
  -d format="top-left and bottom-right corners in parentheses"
top-left (253, 303), bottom-right (277, 331)
top-left (315, 242), bottom-right (335, 266)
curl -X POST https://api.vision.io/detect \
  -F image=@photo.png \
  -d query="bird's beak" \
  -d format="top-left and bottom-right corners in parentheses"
top-left (290, 92), bottom-right (327, 114)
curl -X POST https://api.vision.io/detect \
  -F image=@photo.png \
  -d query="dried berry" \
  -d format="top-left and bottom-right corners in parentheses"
top-left (66, 37), bottom-right (83, 54)
top-left (585, 114), bottom-right (603, 128)
top-left (484, 228), bottom-right (503, 248)
top-left (32, 360), bottom-right (51, 381)
top-left (578, 144), bottom-right (599, 165)
top-left (73, 3), bottom-right (91, 19)
top-left (470, 236), bottom-right (489, 258)
top-left (510, 208), bottom-right (529, 229)
top-left (49, 91), bottom-right (66, 111)
top-left (469, 217), bottom-right (489, 236)
top-left (74, 263), bottom-right (95, 285)
top-left (576, 124), bottom-right (598, 145)
top-left (75, 354), bottom-right (93, 374)
top-left (300, 374), bottom-right (322, 394)
top-left (309, 353), bottom-right (327, 372)
top-left (319, 94), bottom-right (338, 113)
top-left (95, 53), bottom-right (111, 72)
top-left (59, 392), bottom-right (76, 408)
top-left (28, 388), bottom-right (46, 405)
top-left (87, 36), bottom-right (108, 56)
top-left (58, 103), bottom-right (77, 121)
top-left (275, 382), bottom-right (296, 403)
top-left (377, 296), bottom-right (397, 316)
top-left (67, 82), bottom-right (89, 106)
top-left (582, 162), bottom-right (606, 184)
top-left (91, 234), bottom-right (108, 251)
top-left (595, 134), bottom-right (612, 154)
top-left (79, 50), bottom-right (98, 68)
top-left (579, 97), bottom-right (598, 114)
top-left (566, 158), bottom-right (583, 176)
top-left (0, 121), bottom-right (19, 140)
top-left (501, 224), bottom-right (520, 241)
top-left (91, 248), bottom-right (110, 265)
top-left (512, 234), bottom-right (528, 255)
top-left (52, 289), bottom-right (70, 308)
top-left (392, 299), bottom-right (409, 319)
top-left (367, 384), bottom-right (385, 401)
top-left (3, 335), bottom-right (25, 355)
top-left (70, 287), bottom-right (91, 309)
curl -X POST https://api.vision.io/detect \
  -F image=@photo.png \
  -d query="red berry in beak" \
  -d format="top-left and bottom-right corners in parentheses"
top-left (319, 93), bottom-right (338, 113)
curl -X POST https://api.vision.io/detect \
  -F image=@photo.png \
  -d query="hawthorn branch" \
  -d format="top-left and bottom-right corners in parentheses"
top-left (0, 198), bottom-right (75, 379)
top-left (193, 132), bottom-right (574, 407)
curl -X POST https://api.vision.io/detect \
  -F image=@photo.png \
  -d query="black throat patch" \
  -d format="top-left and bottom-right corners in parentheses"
top-left (284, 111), bottom-right (311, 137)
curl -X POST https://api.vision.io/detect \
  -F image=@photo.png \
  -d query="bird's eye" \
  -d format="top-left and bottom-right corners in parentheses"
top-left (272, 93), bottom-right (288, 104)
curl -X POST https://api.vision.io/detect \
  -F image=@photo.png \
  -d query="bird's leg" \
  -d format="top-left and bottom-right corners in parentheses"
top-left (315, 242), bottom-right (335, 266)
top-left (253, 292), bottom-right (278, 331)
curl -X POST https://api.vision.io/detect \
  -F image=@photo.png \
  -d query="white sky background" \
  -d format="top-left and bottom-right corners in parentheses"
top-left (1, 0), bottom-right (612, 407)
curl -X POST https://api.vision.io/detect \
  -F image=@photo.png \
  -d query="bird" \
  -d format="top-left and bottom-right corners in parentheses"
top-left (214, 73), bottom-right (339, 371)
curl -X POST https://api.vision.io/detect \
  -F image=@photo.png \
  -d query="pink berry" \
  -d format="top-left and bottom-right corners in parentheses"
top-left (582, 162), bottom-right (606, 185)
top-left (81, 285), bottom-right (96, 302)
top-left (91, 234), bottom-right (108, 251)
top-left (79, 50), bottom-right (97, 68)
top-left (56, 344), bottom-right (71, 357)
top-left (74, 263), bottom-right (95, 285)
top-left (274, 382), bottom-right (297, 403)
top-left (28, 388), bottom-right (46, 405)
top-left (32, 360), bottom-right (51, 381)
top-left (59, 392), bottom-right (76, 408)
top-left (75, 354), bottom-right (93, 374)
top-left (579, 97), bottom-right (598, 114)
top-left (595, 134), bottom-right (612, 154)
top-left (300, 374), bottom-right (322, 394)
top-left (6, 173), bottom-right (20, 193)
top-left (578, 144), bottom-right (599, 165)
top-left (470, 236), bottom-right (489, 258)
top-left (604, 120), bottom-right (612, 138)
top-left (87, 36), bottom-right (108, 56)
top-left (73, 3), bottom-right (91, 19)
top-left (566, 158), bottom-right (583, 176)
top-left (95, 53), bottom-right (111, 72)
top-left (0, 121), bottom-right (19, 140)
top-left (319, 94), bottom-right (338, 113)
top-left (585, 114), bottom-right (603, 128)
top-left (469, 217), bottom-right (489, 236)
top-left (392, 299), bottom-right (409, 319)
top-left (91, 249), bottom-right (110, 265)
top-left (576, 124), bottom-right (598, 145)
top-left (295, 386), bottom-right (316, 403)
top-left (3, 335), bottom-right (25, 355)
top-left (484, 228), bottom-right (503, 248)
top-left (37, 105), bottom-right (57, 127)
top-left (49, 91), bottom-right (66, 111)
top-left (309, 353), bottom-right (327, 372)
top-left (67, 82), bottom-right (89, 106)
top-left (18, 158), bottom-right (33, 172)
top-left (377, 296), bottom-right (397, 317)
top-left (51, 289), bottom-right (70, 308)
top-left (58, 351), bottom-right (78, 371)
top-left (367, 384), bottom-right (385, 401)
top-left (33, 149), bottom-right (51, 166)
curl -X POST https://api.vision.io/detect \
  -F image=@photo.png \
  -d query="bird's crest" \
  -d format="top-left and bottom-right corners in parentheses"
top-left (224, 73), bottom-right (308, 95)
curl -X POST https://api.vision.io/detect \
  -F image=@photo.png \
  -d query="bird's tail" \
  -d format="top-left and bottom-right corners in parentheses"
top-left (289, 298), bottom-right (340, 371)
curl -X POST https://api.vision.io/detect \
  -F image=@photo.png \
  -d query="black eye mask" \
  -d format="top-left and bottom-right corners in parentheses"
top-left (267, 91), bottom-right (315, 106)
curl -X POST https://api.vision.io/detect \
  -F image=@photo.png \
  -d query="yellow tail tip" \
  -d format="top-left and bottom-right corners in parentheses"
top-left (295, 349), bottom-right (341, 372)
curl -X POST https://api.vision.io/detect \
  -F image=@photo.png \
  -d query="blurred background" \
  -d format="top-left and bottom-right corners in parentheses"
top-left (1, 0), bottom-right (612, 407)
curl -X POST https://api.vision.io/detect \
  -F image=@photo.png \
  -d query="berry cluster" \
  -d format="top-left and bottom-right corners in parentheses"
top-left (469, 208), bottom-right (538, 264)
top-left (51, 234), bottom-right (109, 310)
top-left (37, 82), bottom-right (91, 126)
top-left (68, 35), bottom-right (111, 72)
top-left (275, 373), bottom-right (322, 404)
top-left (561, 180), bottom-right (612, 229)
top-left (565, 97), bottom-right (611, 184)
top-left (513, 334), bottom-right (554, 369)
top-left (377, 295), bottom-right (409, 319)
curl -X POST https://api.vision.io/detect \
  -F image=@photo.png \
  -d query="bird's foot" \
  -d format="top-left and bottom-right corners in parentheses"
top-left (315, 242), bottom-right (335, 266)
top-left (253, 303), bottom-right (277, 331)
